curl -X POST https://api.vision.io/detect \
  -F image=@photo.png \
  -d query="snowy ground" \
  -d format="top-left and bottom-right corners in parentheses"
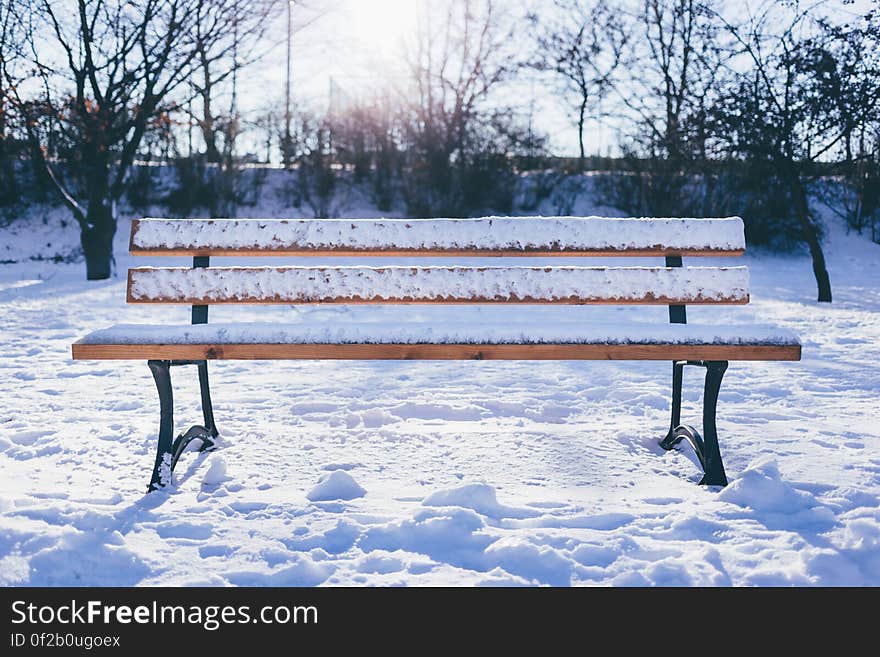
top-left (1, 205), bottom-right (879, 586)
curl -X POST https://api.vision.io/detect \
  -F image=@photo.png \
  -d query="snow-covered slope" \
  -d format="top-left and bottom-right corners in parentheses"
top-left (0, 207), bottom-right (878, 586)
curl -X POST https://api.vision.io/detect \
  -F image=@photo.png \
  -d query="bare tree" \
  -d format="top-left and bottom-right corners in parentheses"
top-left (186, 0), bottom-right (291, 164)
top-left (330, 93), bottom-right (402, 211)
top-left (294, 113), bottom-right (337, 218)
top-left (402, 0), bottom-right (520, 216)
top-left (3, 0), bottom-right (235, 279)
top-left (711, 2), bottom-right (880, 302)
top-left (0, 0), bottom-right (25, 206)
top-left (530, 0), bottom-right (628, 165)
top-left (614, 0), bottom-right (726, 162)
top-left (813, 6), bottom-right (880, 241)
top-left (249, 107), bottom-right (281, 164)
top-left (597, 0), bottom-right (729, 218)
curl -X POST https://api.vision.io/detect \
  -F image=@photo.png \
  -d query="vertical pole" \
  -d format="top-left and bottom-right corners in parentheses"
top-left (191, 256), bottom-right (209, 325)
top-left (190, 255), bottom-right (216, 437)
top-left (327, 77), bottom-right (334, 155)
top-left (198, 361), bottom-right (218, 438)
top-left (284, 0), bottom-right (293, 169)
top-left (231, 12), bottom-right (239, 117)
top-left (667, 361), bottom-right (684, 437)
top-left (147, 360), bottom-right (175, 491)
top-left (665, 255), bottom-right (687, 324)
top-left (187, 97), bottom-right (193, 158)
top-left (665, 255), bottom-right (686, 438)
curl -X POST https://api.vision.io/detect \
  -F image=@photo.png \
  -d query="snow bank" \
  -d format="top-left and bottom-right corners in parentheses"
top-left (78, 319), bottom-right (800, 346)
top-left (306, 470), bottom-right (367, 502)
top-left (128, 265), bottom-right (750, 304)
top-left (131, 216), bottom-right (747, 253)
top-left (423, 483), bottom-right (539, 519)
top-left (718, 458), bottom-right (834, 529)
top-left (224, 557), bottom-right (332, 586)
top-left (27, 532), bottom-right (150, 586)
top-left (202, 456), bottom-right (229, 486)
top-left (360, 508), bottom-right (494, 571)
top-left (718, 458), bottom-right (819, 514)
top-left (360, 507), bottom-right (578, 585)
top-left (483, 541), bottom-right (574, 586)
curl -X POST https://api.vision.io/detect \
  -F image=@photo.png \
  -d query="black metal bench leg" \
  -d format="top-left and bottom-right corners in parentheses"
top-left (147, 360), bottom-right (175, 492)
top-left (146, 359), bottom-right (219, 493)
top-left (665, 361), bottom-right (684, 442)
top-left (699, 361), bottom-right (729, 486)
top-left (659, 360), bottom-right (729, 487)
top-left (198, 361), bottom-right (219, 438)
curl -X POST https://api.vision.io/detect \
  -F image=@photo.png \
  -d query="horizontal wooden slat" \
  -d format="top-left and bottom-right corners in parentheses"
top-left (126, 266), bottom-right (750, 305)
top-left (131, 247), bottom-right (746, 257)
top-left (72, 342), bottom-right (802, 361)
top-left (129, 217), bottom-right (747, 256)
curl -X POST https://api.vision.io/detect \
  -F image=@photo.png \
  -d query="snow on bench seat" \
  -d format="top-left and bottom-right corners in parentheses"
top-left (127, 266), bottom-right (750, 305)
top-left (129, 217), bottom-right (747, 256)
top-left (77, 321), bottom-right (800, 346)
top-left (72, 321), bottom-right (802, 362)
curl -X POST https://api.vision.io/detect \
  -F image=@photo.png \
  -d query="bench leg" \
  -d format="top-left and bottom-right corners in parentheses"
top-left (700, 361), bottom-right (728, 486)
top-left (197, 361), bottom-right (219, 439)
top-left (147, 360), bottom-right (175, 492)
top-left (668, 360), bottom-right (684, 432)
top-left (146, 359), bottom-right (219, 493)
top-left (660, 360), bottom-right (729, 487)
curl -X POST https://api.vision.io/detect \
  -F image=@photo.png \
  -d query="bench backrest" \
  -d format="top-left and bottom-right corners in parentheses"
top-left (127, 216), bottom-right (749, 323)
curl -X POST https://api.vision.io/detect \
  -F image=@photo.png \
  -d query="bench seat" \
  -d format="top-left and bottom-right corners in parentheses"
top-left (73, 321), bottom-right (801, 361)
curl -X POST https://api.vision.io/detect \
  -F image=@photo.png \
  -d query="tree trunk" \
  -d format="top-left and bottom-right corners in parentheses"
top-left (199, 89), bottom-right (221, 163)
top-left (0, 97), bottom-right (18, 205)
top-left (800, 216), bottom-right (833, 303)
top-left (203, 128), bottom-right (221, 164)
top-left (788, 167), bottom-right (832, 302)
top-left (577, 97), bottom-right (587, 169)
top-left (81, 200), bottom-right (116, 280)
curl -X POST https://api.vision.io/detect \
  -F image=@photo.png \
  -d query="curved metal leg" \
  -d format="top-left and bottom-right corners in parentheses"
top-left (661, 423), bottom-right (718, 480)
top-left (659, 360), bottom-right (729, 487)
top-left (147, 360), bottom-right (175, 492)
top-left (169, 425), bottom-right (215, 473)
top-left (661, 424), bottom-right (704, 461)
top-left (146, 359), bottom-right (220, 493)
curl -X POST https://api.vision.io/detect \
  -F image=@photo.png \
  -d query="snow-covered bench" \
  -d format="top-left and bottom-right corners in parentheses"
top-left (72, 217), bottom-right (801, 492)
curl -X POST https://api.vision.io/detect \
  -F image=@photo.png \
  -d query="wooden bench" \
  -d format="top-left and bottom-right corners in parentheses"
top-left (72, 216), bottom-right (801, 492)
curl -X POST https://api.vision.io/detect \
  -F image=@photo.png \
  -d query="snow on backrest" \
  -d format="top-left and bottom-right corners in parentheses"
top-left (129, 217), bottom-right (746, 255)
top-left (126, 266), bottom-right (751, 305)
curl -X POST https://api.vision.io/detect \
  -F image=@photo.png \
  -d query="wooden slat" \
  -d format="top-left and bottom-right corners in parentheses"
top-left (72, 342), bottom-right (801, 361)
top-left (129, 217), bottom-right (747, 257)
top-left (131, 246), bottom-right (746, 258)
top-left (126, 266), bottom-right (750, 305)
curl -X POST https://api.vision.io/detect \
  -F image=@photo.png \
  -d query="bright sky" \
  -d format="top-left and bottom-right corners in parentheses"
top-left (228, 0), bottom-right (590, 159)
top-left (232, 0), bottom-right (874, 161)
top-left (347, 0), bottom-right (419, 57)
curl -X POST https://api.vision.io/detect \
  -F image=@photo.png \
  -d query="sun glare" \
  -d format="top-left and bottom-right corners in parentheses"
top-left (347, 0), bottom-right (419, 57)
